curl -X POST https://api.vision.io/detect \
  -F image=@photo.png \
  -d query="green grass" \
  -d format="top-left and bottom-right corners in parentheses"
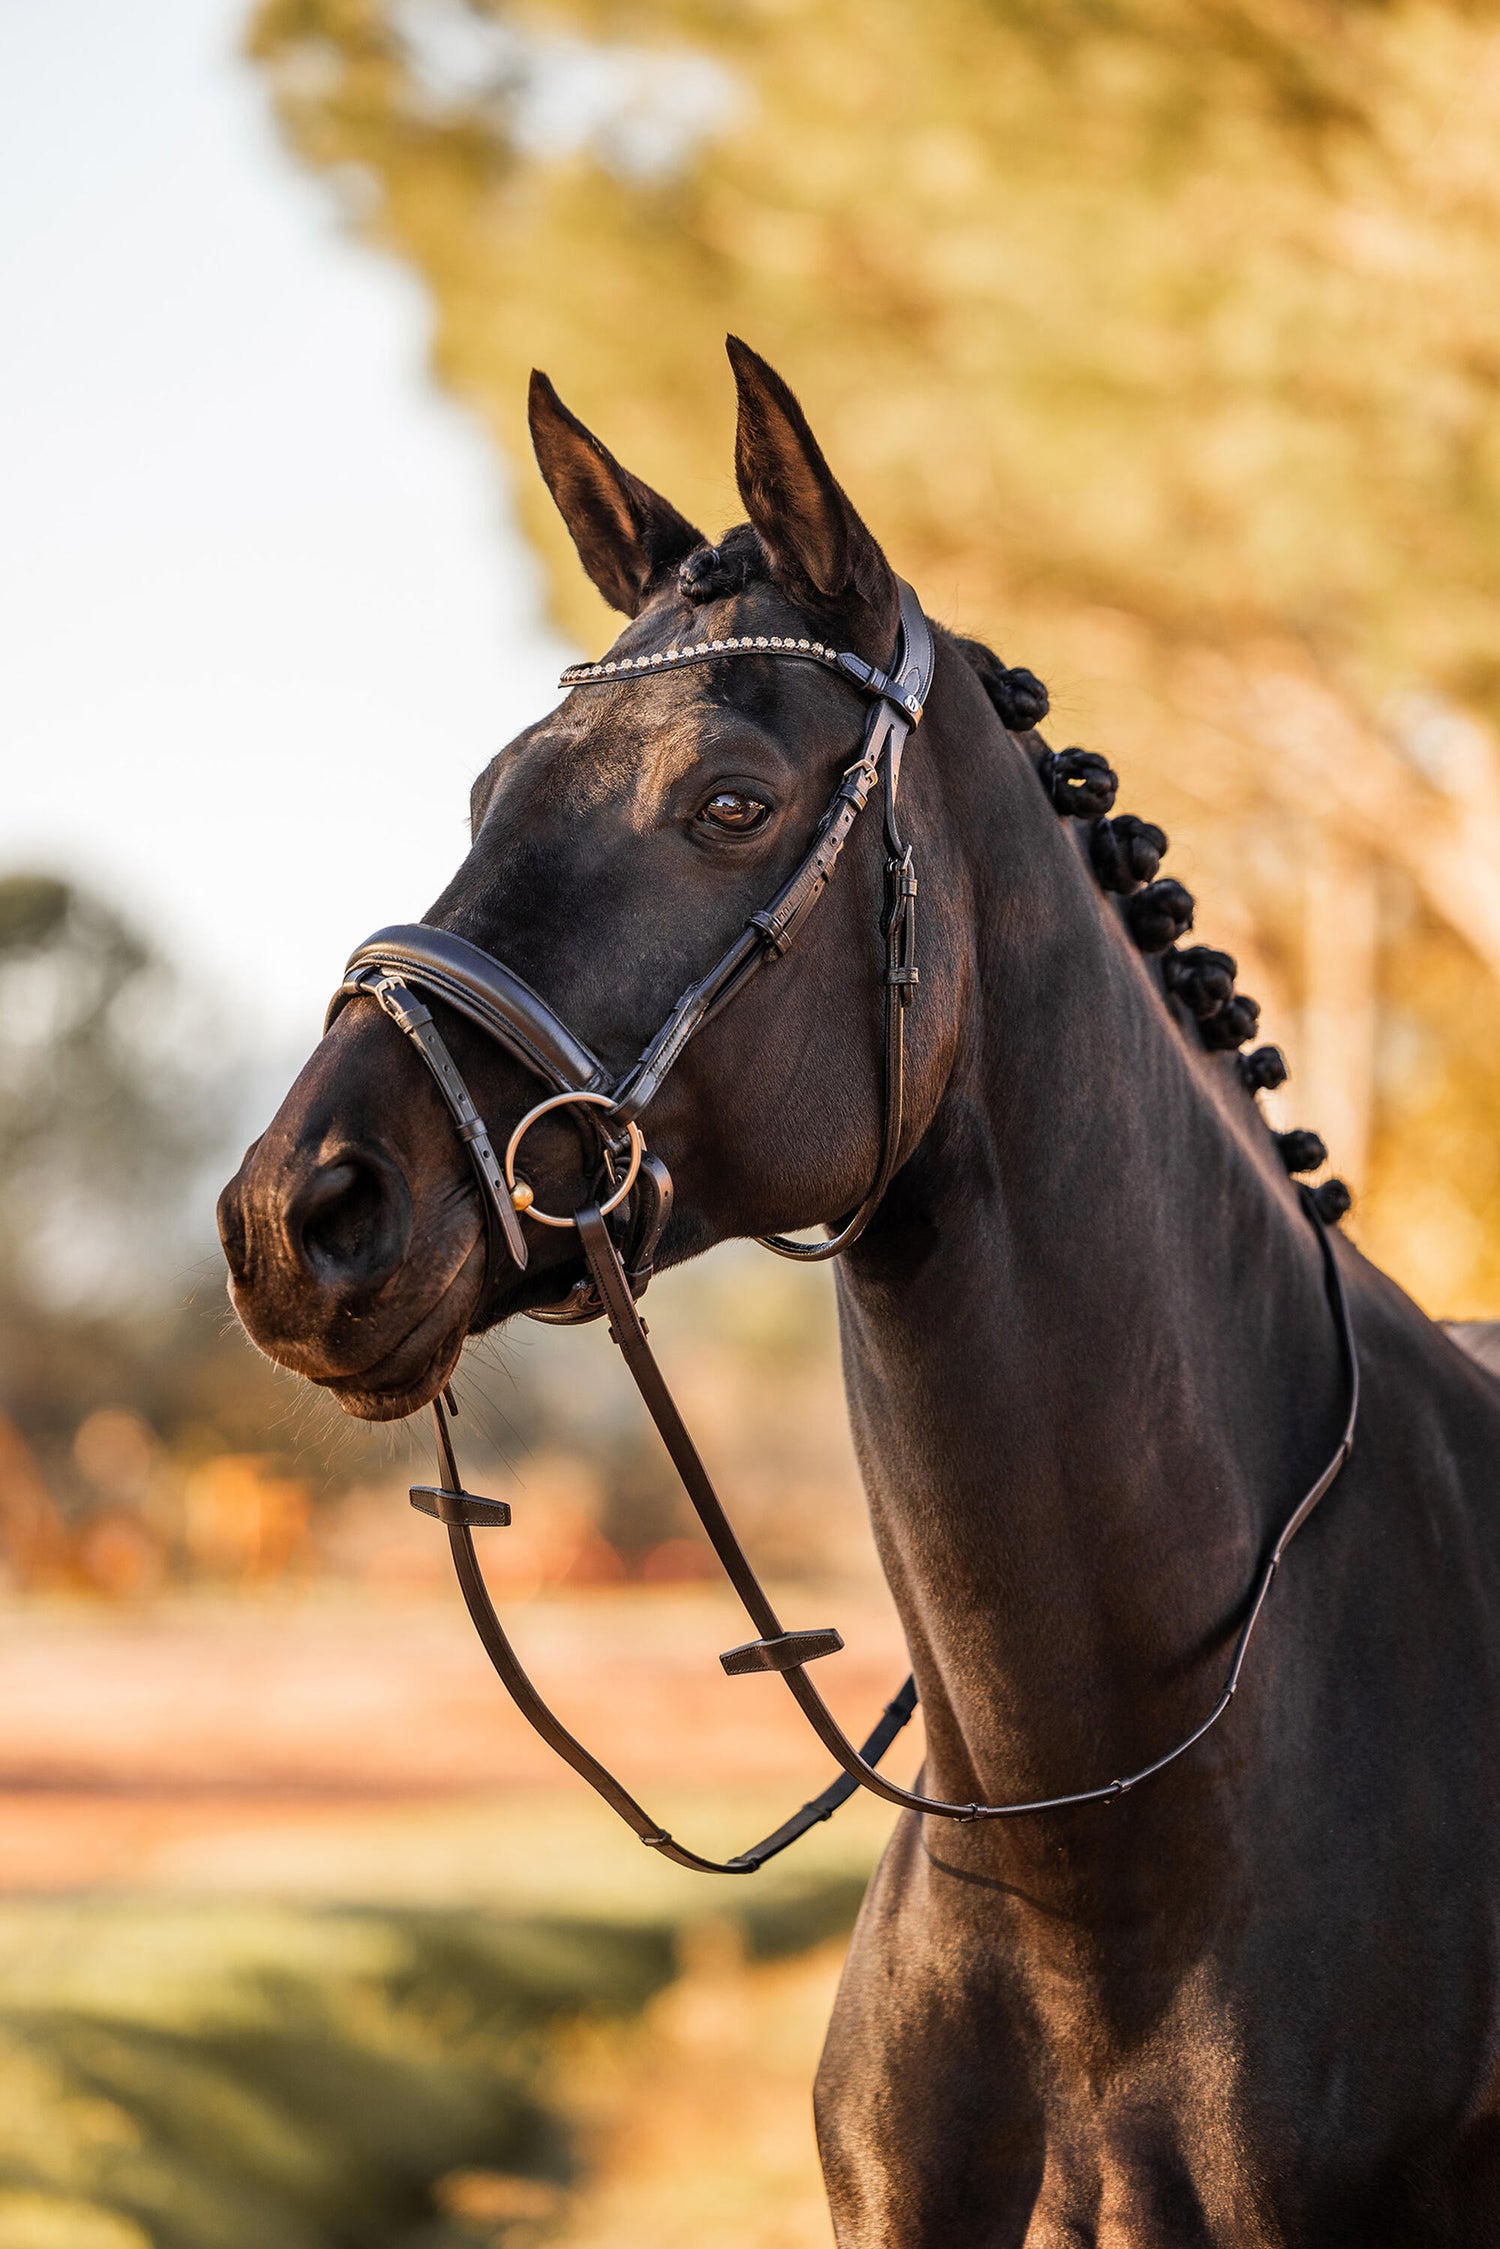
top-left (0, 1902), bottom-right (673, 2249)
top-left (0, 1883), bottom-right (863, 2249)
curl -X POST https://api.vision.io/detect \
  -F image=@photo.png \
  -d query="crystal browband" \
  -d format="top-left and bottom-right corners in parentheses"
top-left (558, 633), bottom-right (925, 720)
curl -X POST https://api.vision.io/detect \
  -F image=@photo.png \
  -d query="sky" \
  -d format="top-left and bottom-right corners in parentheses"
top-left (0, 0), bottom-right (572, 1058)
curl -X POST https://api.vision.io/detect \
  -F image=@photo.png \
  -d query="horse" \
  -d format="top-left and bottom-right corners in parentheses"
top-left (219, 338), bottom-right (1500, 2244)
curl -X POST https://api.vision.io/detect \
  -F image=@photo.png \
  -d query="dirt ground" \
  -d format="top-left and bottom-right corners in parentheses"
top-left (0, 1583), bottom-right (912, 1899)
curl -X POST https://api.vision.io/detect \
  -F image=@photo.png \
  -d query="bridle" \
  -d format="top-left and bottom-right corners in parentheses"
top-left (326, 578), bottom-right (1359, 1876)
top-left (332, 587), bottom-right (932, 1298)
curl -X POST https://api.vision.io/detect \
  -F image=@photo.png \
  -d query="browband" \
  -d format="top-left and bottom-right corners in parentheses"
top-left (558, 620), bottom-right (929, 722)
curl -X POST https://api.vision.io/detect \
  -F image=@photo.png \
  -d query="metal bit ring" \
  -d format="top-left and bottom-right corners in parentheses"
top-left (503, 1090), bottom-right (644, 1229)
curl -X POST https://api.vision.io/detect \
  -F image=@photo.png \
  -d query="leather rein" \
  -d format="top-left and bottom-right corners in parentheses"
top-left (326, 579), bottom-right (1360, 1876)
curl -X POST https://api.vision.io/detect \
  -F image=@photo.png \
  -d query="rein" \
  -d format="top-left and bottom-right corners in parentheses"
top-left (326, 580), bottom-right (1360, 1876)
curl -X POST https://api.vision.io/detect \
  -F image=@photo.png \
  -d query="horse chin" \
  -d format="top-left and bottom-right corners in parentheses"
top-left (300, 1236), bottom-right (592, 1420)
top-left (320, 1346), bottom-right (462, 1424)
top-left (311, 1240), bottom-right (488, 1423)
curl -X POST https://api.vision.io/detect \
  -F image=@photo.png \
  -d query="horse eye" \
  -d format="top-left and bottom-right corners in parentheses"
top-left (698, 790), bottom-right (769, 833)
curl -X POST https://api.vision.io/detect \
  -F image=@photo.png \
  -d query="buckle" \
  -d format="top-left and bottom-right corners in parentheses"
top-left (363, 972), bottom-right (434, 1036)
top-left (837, 756), bottom-right (880, 811)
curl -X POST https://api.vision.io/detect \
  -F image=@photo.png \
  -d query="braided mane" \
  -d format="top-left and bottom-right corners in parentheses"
top-left (677, 533), bottom-right (1348, 1223)
top-left (958, 630), bottom-right (1351, 1225)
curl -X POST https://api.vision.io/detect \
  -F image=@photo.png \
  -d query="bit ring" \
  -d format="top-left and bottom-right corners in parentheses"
top-left (503, 1091), bottom-right (644, 1229)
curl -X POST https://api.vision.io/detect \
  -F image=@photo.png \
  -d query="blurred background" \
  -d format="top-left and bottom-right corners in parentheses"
top-left (6, 0), bottom-right (1500, 2241)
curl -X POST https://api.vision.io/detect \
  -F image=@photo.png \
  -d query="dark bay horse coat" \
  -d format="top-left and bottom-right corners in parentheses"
top-left (221, 341), bottom-right (1500, 2245)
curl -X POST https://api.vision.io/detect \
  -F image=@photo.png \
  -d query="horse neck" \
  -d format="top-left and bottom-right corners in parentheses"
top-left (834, 749), bottom-right (1345, 1882)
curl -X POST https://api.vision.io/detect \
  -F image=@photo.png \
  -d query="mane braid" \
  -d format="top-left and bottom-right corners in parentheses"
top-left (1003, 656), bottom-right (1354, 1225)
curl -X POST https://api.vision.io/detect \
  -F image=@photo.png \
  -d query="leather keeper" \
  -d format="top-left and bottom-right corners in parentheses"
top-left (720, 1626), bottom-right (844, 1677)
top-left (410, 1485), bottom-right (512, 1528)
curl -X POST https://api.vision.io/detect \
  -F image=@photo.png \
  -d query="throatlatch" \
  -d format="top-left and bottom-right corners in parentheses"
top-left (328, 578), bottom-right (1360, 1874)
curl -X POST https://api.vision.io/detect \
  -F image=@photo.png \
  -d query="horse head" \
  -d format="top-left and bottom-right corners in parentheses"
top-left (218, 341), bottom-right (997, 1418)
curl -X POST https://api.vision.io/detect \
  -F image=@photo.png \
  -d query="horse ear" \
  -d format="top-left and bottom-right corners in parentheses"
top-left (528, 372), bottom-right (705, 618)
top-left (726, 337), bottom-right (897, 648)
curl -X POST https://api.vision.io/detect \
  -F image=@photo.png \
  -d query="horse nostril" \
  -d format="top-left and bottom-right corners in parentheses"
top-left (292, 1154), bottom-right (410, 1286)
top-left (217, 1178), bottom-right (250, 1283)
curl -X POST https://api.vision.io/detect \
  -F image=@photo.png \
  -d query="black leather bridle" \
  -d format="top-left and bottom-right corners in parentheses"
top-left (326, 579), bottom-right (1359, 1876)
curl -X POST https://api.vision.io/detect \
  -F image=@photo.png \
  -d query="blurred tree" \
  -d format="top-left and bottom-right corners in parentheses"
top-left (0, 874), bottom-right (334, 1535)
top-left (247, 0), bottom-right (1500, 1311)
top-left (0, 873), bottom-right (223, 1308)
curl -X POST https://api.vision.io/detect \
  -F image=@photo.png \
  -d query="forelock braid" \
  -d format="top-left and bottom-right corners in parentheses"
top-left (679, 524), bottom-right (770, 604)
